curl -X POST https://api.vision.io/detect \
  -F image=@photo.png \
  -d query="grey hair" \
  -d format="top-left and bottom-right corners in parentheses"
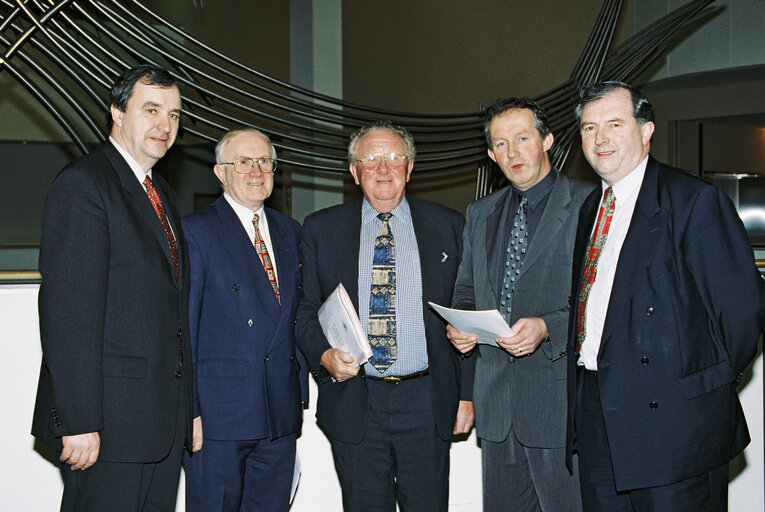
top-left (347, 121), bottom-right (416, 164)
top-left (215, 128), bottom-right (276, 163)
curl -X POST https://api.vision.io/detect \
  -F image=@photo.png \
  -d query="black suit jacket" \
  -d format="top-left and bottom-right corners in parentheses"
top-left (32, 141), bottom-right (193, 463)
top-left (566, 157), bottom-right (765, 490)
top-left (295, 197), bottom-right (472, 444)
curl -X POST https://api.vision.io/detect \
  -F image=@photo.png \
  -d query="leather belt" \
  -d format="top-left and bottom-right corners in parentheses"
top-left (578, 366), bottom-right (598, 376)
top-left (366, 368), bottom-right (430, 384)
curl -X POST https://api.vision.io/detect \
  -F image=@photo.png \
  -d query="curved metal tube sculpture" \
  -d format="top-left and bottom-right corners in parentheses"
top-left (1, 0), bottom-right (714, 197)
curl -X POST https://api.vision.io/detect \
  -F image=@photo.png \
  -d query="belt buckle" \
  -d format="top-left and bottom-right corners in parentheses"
top-left (382, 375), bottom-right (402, 384)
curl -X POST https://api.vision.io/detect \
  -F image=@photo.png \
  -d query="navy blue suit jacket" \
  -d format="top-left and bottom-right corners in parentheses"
top-left (182, 196), bottom-right (308, 441)
top-left (566, 157), bottom-right (765, 490)
top-left (33, 141), bottom-right (193, 463)
top-left (296, 197), bottom-right (473, 444)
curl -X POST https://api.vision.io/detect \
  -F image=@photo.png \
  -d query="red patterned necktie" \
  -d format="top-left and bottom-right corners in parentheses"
top-left (576, 187), bottom-right (615, 352)
top-left (143, 175), bottom-right (183, 366)
top-left (143, 175), bottom-right (179, 277)
top-left (253, 213), bottom-right (280, 305)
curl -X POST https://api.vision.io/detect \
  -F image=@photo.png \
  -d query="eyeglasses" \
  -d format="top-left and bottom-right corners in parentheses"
top-left (354, 152), bottom-right (408, 172)
top-left (221, 157), bottom-right (277, 174)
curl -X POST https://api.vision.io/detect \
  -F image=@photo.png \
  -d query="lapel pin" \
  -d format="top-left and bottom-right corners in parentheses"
top-left (441, 252), bottom-right (448, 262)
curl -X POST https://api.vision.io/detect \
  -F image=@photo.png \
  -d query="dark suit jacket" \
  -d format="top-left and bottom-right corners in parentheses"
top-left (295, 197), bottom-right (473, 444)
top-left (452, 172), bottom-right (595, 447)
top-left (182, 196), bottom-right (308, 441)
top-left (32, 141), bottom-right (193, 463)
top-left (566, 157), bottom-right (765, 490)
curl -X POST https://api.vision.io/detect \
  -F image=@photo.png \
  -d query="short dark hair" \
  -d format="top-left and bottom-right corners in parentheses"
top-left (483, 98), bottom-right (551, 148)
top-left (107, 64), bottom-right (177, 129)
top-left (348, 120), bottom-right (416, 164)
top-left (575, 81), bottom-right (655, 126)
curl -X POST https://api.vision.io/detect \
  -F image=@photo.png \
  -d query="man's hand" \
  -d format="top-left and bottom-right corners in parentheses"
top-left (61, 432), bottom-right (100, 470)
top-left (320, 348), bottom-right (360, 382)
top-left (496, 317), bottom-right (548, 357)
top-left (192, 416), bottom-right (203, 452)
top-left (447, 324), bottom-right (478, 354)
top-left (453, 400), bottom-right (475, 435)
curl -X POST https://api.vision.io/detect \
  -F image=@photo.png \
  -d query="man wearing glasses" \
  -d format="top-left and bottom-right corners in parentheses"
top-left (182, 128), bottom-right (308, 512)
top-left (296, 121), bottom-right (474, 511)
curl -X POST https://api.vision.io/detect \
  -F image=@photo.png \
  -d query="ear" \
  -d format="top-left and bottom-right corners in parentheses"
top-left (110, 105), bottom-right (123, 128)
top-left (640, 121), bottom-right (655, 146)
top-left (542, 132), bottom-right (554, 152)
top-left (487, 148), bottom-right (497, 164)
top-left (213, 164), bottom-right (227, 186)
top-left (404, 160), bottom-right (414, 183)
top-left (349, 163), bottom-right (361, 185)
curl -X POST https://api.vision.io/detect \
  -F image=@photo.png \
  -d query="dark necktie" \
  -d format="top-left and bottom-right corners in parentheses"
top-left (500, 194), bottom-right (528, 324)
top-left (252, 213), bottom-right (280, 305)
top-left (576, 187), bottom-right (616, 352)
top-left (368, 212), bottom-right (397, 373)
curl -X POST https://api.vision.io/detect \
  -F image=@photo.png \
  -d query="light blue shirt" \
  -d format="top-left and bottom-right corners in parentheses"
top-left (358, 197), bottom-right (428, 376)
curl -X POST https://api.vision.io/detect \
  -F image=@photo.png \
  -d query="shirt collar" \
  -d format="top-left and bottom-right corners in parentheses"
top-left (606, 155), bottom-right (648, 205)
top-left (223, 192), bottom-right (265, 225)
top-left (362, 196), bottom-right (411, 225)
top-left (109, 136), bottom-right (152, 184)
top-left (511, 167), bottom-right (557, 211)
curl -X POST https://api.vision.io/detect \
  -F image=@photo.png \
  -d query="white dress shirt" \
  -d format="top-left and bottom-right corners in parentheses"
top-left (109, 136), bottom-right (153, 190)
top-left (578, 156), bottom-right (648, 370)
top-left (223, 193), bottom-right (279, 286)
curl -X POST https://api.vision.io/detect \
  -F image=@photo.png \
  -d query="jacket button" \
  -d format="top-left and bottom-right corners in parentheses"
top-left (175, 370), bottom-right (182, 378)
top-left (294, 319), bottom-right (298, 325)
top-left (264, 355), bottom-right (269, 361)
top-left (177, 328), bottom-right (183, 337)
top-left (232, 283), bottom-right (239, 291)
top-left (247, 319), bottom-right (253, 327)
top-left (649, 401), bottom-right (658, 409)
top-left (646, 306), bottom-right (654, 316)
top-left (641, 356), bottom-right (650, 365)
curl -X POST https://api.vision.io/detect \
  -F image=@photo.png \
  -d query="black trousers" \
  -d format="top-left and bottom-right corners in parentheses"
top-left (329, 375), bottom-right (450, 512)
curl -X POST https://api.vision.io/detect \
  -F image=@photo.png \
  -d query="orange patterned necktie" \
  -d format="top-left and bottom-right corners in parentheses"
top-left (143, 176), bottom-right (179, 277)
top-left (576, 187), bottom-right (615, 352)
top-left (253, 213), bottom-right (280, 305)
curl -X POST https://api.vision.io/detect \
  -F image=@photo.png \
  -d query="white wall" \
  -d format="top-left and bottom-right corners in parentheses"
top-left (2, 284), bottom-right (761, 511)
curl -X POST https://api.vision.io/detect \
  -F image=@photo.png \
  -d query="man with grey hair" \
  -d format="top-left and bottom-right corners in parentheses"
top-left (567, 81), bottom-right (764, 510)
top-left (182, 128), bottom-right (308, 512)
top-left (296, 120), bottom-right (474, 511)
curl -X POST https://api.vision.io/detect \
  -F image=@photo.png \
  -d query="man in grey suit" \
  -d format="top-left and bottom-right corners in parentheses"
top-left (448, 98), bottom-right (594, 511)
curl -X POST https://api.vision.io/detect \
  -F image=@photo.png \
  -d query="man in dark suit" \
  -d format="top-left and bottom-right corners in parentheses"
top-left (296, 121), bottom-right (474, 512)
top-left (448, 98), bottom-right (593, 511)
top-left (182, 128), bottom-right (308, 511)
top-left (32, 64), bottom-right (193, 511)
top-left (567, 81), bottom-right (765, 511)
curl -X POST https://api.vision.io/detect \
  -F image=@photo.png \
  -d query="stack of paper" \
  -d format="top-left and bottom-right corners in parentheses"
top-left (318, 283), bottom-right (373, 366)
top-left (428, 302), bottom-right (513, 347)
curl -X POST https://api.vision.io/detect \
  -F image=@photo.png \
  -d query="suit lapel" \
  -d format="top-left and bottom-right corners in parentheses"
top-left (265, 207), bottom-right (296, 311)
top-left (410, 199), bottom-right (440, 303)
top-left (600, 159), bottom-right (662, 347)
top-left (213, 197), bottom-right (281, 319)
top-left (104, 143), bottom-right (178, 282)
top-left (520, 173), bottom-right (572, 277)
top-left (342, 201), bottom-right (363, 314)
top-left (485, 187), bottom-right (511, 302)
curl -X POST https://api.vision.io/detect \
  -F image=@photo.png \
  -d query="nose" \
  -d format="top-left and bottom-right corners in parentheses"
top-left (594, 129), bottom-right (608, 145)
top-left (157, 115), bottom-right (171, 133)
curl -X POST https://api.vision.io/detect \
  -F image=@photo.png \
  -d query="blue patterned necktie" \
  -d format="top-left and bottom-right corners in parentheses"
top-left (500, 194), bottom-right (528, 324)
top-left (368, 212), bottom-right (397, 373)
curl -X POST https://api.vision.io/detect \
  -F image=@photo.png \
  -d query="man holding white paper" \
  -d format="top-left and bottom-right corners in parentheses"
top-left (296, 121), bottom-right (474, 512)
top-left (448, 98), bottom-right (595, 511)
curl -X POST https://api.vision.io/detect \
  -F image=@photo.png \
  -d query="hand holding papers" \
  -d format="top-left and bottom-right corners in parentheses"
top-left (318, 283), bottom-right (373, 367)
top-left (429, 302), bottom-right (513, 348)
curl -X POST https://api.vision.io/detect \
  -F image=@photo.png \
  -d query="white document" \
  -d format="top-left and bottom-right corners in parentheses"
top-left (318, 283), bottom-right (373, 366)
top-left (290, 451), bottom-right (301, 504)
top-left (428, 302), bottom-right (513, 347)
